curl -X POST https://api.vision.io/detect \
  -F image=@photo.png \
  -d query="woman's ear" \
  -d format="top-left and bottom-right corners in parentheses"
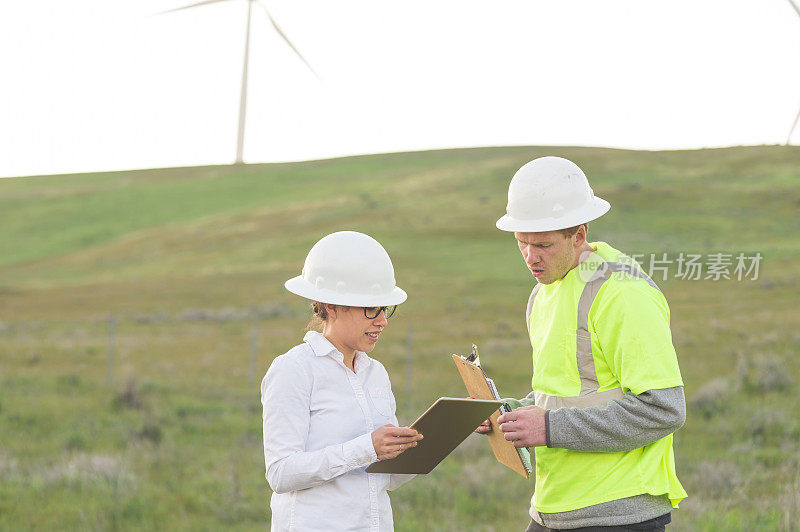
top-left (324, 303), bottom-right (338, 320)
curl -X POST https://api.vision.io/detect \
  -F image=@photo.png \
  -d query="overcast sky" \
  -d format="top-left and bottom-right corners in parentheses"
top-left (1, 0), bottom-right (799, 177)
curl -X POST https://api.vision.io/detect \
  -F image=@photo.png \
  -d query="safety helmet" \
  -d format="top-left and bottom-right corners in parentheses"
top-left (495, 156), bottom-right (610, 232)
top-left (284, 231), bottom-right (407, 307)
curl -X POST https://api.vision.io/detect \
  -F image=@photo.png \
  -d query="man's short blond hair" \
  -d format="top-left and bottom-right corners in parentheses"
top-left (557, 223), bottom-right (588, 238)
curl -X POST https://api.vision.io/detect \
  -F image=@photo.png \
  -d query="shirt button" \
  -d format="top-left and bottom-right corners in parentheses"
top-left (370, 486), bottom-right (376, 492)
top-left (357, 392), bottom-right (364, 398)
top-left (372, 519), bottom-right (378, 525)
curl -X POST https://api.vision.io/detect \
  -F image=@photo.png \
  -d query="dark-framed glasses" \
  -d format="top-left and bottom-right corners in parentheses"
top-left (363, 305), bottom-right (397, 319)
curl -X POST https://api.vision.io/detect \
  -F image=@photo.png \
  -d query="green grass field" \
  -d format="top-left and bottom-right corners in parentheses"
top-left (1, 146), bottom-right (799, 530)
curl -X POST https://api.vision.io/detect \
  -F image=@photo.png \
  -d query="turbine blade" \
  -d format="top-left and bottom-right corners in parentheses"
top-left (257, 1), bottom-right (320, 79)
top-left (155, 0), bottom-right (234, 16)
top-left (784, 0), bottom-right (800, 144)
top-left (788, 0), bottom-right (800, 19)
top-left (787, 104), bottom-right (800, 145)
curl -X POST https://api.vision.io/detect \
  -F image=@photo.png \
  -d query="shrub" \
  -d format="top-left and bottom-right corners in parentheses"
top-left (689, 377), bottom-right (732, 419)
top-left (138, 421), bottom-right (162, 445)
top-left (113, 379), bottom-right (143, 410)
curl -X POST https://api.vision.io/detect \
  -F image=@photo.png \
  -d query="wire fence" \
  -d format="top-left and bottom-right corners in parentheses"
top-left (1, 306), bottom-right (420, 417)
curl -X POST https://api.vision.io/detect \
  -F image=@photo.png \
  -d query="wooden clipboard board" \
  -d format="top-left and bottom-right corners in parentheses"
top-left (365, 397), bottom-right (501, 474)
top-left (452, 354), bottom-right (531, 478)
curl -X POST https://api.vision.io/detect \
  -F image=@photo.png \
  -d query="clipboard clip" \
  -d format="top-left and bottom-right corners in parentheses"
top-left (465, 344), bottom-right (479, 365)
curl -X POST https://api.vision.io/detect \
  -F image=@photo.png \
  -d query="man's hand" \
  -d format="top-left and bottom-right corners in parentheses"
top-left (371, 425), bottom-right (424, 461)
top-left (497, 406), bottom-right (547, 448)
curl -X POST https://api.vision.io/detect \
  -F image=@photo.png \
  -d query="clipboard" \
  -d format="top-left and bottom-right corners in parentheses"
top-left (365, 397), bottom-right (501, 474)
top-left (452, 352), bottom-right (532, 478)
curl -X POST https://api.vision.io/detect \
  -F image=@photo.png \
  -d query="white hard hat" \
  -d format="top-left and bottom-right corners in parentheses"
top-left (496, 156), bottom-right (610, 232)
top-left (284, 231), bottom-right (407, 307)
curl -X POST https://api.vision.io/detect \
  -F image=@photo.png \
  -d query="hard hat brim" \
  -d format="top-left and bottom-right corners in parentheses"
top-left (284, 276), bottom-right (408, 307)
top-left (495, 197), bottom-right (610, 233)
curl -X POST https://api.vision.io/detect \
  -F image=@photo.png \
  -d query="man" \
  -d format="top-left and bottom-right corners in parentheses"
top-left (477, 156), bottom-right (687, 531)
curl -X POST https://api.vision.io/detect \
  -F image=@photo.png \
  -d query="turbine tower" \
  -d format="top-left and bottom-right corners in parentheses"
top-left (160, 0), bottom-right (318, 164)
top-left (786, 0), bottom-right (800, 145)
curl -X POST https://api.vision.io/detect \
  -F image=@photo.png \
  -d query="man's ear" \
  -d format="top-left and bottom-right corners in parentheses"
top-left (574, 224), bottom-right (587, 246)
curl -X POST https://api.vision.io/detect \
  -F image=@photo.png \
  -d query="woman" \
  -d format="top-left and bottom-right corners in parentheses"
top-left (261, 231), bottom-right (423, 532)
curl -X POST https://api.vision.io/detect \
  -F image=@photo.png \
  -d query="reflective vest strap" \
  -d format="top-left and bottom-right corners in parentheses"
top-left (576, 267), bottom-right (612, 394)
top-left (606, 262), bottom-right (661, 293)
top-left (525, 283), bottom-right (541, 337)
top-left (535, 387), bottom-right (623, 410)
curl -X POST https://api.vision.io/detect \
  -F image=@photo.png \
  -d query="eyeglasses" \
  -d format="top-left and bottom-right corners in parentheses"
top-left (363, 305), bottom-right (397, 319)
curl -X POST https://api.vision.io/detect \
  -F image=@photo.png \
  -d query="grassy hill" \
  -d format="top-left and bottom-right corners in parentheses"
top-left (1, 146), bottom-right (799, 530)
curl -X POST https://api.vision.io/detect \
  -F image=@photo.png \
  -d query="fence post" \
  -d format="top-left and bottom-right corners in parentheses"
top-left (107, 314), bottom-right (116, 386)
top-left (405, 324), bottom-right (413, 416)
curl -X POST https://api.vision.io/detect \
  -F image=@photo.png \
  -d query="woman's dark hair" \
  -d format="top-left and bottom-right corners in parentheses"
top-left (306, 301), bottom-right (330, 331)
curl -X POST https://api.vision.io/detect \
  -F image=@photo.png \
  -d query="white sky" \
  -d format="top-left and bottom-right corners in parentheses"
top-left (1, 0), bottom-right (799, 177)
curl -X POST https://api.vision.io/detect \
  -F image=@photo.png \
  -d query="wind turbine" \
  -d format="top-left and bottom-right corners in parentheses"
top-left (159, 0), bottom-right (319, 164)
top-left (786, 0), bottom-right (800, 144)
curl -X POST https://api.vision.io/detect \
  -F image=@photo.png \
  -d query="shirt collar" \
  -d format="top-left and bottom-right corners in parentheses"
top-left (302, 330), bottom-right (373, 370)
top-left (303, 330), bottom-right (337, 357)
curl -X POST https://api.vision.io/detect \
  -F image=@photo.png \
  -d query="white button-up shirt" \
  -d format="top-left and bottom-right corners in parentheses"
top-left (261, 331), bottom-right (414, 532)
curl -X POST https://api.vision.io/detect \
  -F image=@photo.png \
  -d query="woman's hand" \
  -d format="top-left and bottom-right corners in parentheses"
top-left (371, 425), bottom-right (424, 461)
top-left (474, 418), bottom-right (492, 434)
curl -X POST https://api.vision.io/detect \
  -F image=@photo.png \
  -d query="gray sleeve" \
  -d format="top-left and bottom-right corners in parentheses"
top-left (545, 386), bottom-right (686, 453)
